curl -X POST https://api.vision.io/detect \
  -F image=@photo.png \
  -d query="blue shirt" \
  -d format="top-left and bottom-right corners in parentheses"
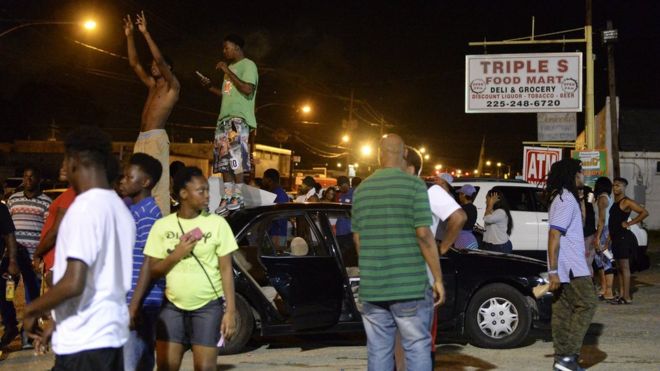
top-left (548, 189), bottom-right (591, 283)
top-left (336, 188), bottom-right (353, 236)
top-left (269, 186), bottom-right (289, 237)
top-left (126, 197), bottom-right (165, 308)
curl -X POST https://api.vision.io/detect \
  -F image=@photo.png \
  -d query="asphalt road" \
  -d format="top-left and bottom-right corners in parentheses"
top-left (2, 241), bottom-right (660, 370)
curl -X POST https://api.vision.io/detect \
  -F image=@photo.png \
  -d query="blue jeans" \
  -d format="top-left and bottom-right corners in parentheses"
top-left (360, 288), bottom-right (433, 371)
top-left (123, 306), bottom-right (159, 371)
top-left (0, 248), bottom-right (40, 330)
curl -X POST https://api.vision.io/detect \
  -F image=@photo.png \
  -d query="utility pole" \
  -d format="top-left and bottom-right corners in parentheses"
top-left (585, 0), bottom-right (595, 149)
top-left (605, 20), bottom-right (620, 177)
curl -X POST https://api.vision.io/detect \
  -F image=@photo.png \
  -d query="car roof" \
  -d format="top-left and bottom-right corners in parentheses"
top-left (228, 202), bottom-right (351, 226)
top-left (452, 177), bottom-right (529, 184)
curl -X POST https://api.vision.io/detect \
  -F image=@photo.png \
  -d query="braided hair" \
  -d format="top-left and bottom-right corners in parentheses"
top-left (546, 158), bottom-right (582, 204)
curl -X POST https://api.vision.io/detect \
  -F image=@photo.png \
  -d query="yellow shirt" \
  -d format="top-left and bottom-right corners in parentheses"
top-left (144, 212), bottom-right (238, 310)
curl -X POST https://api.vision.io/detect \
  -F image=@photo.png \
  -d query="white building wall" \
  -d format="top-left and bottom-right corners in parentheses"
top-left (620, 151), bottom-right (660, 230)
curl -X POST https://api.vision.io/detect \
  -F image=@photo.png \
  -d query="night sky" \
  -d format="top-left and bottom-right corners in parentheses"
top-left (1, 0), bottom-right (659, 174)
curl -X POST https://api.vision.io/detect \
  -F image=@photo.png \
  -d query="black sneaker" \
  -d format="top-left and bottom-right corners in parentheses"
top-left (553, 355), bottom-right (585, 371)
top-left (0, 325), bottom-right (19, 349)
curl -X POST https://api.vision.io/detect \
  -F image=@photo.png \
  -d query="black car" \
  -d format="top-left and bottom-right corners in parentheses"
top-left (221, 203), bottom-right (552, 354)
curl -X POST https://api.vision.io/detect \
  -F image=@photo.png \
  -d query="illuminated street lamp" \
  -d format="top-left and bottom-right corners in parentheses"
top-left (337, 162), bottom-right (342, 168)
top-left (341, 134), bottom-right (350, 143)
top-left (83, 20), bottom-right (97, 30)
top-left (361, 144), bottom-right (373, 157)
top-left (434, 164), bottom-right (442, 170)
top-left (424, 154), bottom-right (430, 160)
top-left (301, 104), bottom-right (312, 114)
top-left (0, 19), bottom-right (98, 38)
top-left (486, 160), bottom-right (492, 166)
top-left (497, 162), bottom-right (502, 167)
top-left (419, 147), bottom-right (426, 154)
top-left (474, 169), bottom-right (479, 175)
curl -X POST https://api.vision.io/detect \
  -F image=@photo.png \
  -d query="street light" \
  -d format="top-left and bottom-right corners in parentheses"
top-left (83, 20), bottom-right (97, 30)
top-left (301, 104), bottom-right (312, 114)
top-left (486, 160), bottom-right (492, 166)
top-left (424, 154), bottom-right (430, 160)
top-left (419, 147), bottom-right (426, 154)
top-left (341, 134), bottom-right (350, 144)
top-left (361, 144), bottom-right (373, 157)
top-left (0, 19), bottom-right (98, 39)
top-left (434, 164), bottom-right (442, 170)
top-left (497, 162), bottom-right (502, 167)
top-left (337, 162), bottom-right (342, 168)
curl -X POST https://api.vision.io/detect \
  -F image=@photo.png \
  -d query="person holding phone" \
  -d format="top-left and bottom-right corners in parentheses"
top-left (482, 190), bottom-right (514, 253)
top-left (144, 166), bottom-right (238, 371)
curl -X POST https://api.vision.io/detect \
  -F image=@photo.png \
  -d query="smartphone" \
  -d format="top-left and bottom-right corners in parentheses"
top-left (195, 70), bottom-right (209, 80)
top-left (182, 227), bottom-right (203, 242)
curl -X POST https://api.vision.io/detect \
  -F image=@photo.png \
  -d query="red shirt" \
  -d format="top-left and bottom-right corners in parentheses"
top-left (39, 187), bottom-right (76, 271)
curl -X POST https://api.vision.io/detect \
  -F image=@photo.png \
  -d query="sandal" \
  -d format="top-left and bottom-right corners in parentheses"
top-left (606, 296), bottom-right (620, 304)
top-left (610, 297), bottom-right (632, 305)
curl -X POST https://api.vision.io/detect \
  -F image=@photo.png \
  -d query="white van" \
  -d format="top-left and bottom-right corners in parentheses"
top-left (451, 178), bottom-right (648, 261)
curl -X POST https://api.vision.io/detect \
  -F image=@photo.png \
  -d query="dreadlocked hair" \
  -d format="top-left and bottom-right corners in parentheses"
top-left (545, 158), bottom-right (582, 204)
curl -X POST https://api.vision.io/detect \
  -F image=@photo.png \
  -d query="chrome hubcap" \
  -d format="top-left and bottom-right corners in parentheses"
top-left (477, 297), bottom-right (519, 339)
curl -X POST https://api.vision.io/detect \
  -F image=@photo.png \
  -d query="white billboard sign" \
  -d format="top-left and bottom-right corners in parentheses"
top-left (537, 112), bottom-right (577, 141)
top-left (466, 53), bottom-right (582, 113)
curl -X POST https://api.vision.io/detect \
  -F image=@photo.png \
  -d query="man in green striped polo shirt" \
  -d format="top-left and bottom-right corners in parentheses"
top-left (352, 134), bottom-right (445, 371)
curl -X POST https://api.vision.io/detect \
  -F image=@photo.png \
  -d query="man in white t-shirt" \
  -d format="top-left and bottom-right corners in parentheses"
top-left (400, 147), bottom-right (466, 369)
top-left (23, 126), bottom-right (135, 370)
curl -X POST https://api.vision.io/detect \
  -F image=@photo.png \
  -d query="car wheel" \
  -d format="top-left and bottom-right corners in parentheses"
top-left (465, 283), bottom-right (532, 349)
top-left (217, 294), bottom-right (255, 355)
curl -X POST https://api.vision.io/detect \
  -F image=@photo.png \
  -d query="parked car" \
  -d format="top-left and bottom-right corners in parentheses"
top-left (451, 178), bottom-right (648, 262)
top-left (222, 203), bottom-right (551, 354)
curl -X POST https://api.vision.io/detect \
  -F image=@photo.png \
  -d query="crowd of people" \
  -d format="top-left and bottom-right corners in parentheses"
top-left (0, 126), bottom-right (239, 371)
top-left (0, 11), bottom-right (653, 371)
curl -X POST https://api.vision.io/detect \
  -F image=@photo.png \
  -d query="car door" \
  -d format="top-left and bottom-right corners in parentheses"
top-left (492, 186), bottom-right (538, 256)
top-left (437, 254), bottom-right (457, 324)
top-left (533, 188), bottom-right (550, 259)
top-left (259, 210), bottom-right (344, 331)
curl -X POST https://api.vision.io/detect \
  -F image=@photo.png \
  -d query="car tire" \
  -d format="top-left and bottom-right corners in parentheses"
top-left (465, 283), bottom-right (532, 349)
top-left (217, 294), bottom-right (255, 355)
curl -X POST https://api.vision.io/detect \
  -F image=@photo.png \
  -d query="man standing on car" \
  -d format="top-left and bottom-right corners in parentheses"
top-left (199, 34), bottom-right (258, 214)
top-left (352, 134), bottom-right (444, 371)
top-left (545, 158), bottom-right (597, 371)
top-left (124, 11), bottom-right (180, 216)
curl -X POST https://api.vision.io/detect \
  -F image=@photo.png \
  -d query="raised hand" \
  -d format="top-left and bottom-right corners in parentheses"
top-left (136, 10), bottom-right (148, 33)
top-left (123, 14), bottom-right (134, 37)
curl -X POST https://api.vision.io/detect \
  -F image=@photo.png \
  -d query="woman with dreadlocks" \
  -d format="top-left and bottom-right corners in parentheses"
top-left (545, 158), bottom-right (597, 371)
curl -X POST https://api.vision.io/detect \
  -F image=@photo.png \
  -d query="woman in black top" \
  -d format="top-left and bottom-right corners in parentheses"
top-left (579, 186), bottom-right (597, 275)
top-left (608, 177), bottom-right (649, 304)
top-left (455, 185), bottom-right (479, 249)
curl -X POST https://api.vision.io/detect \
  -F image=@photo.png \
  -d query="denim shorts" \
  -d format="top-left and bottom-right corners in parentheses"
top-left (156, 299), bottom-right (223, 347)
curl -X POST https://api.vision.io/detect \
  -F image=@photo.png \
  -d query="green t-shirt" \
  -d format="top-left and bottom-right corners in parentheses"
top-left (218, 58), bottom-right (258, 128)
top-left (144, 212), bottom-right (238, 310)
top-left (352, 168), bottom-right (433, 302)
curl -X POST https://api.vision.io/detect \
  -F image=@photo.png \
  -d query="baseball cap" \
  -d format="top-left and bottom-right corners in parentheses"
top-left (458, 184), bottom-right (477, 196)
top-left (438, 173), bottom-right (454, 185)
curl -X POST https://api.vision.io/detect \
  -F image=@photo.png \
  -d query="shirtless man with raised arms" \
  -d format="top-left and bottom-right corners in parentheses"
top-left (124, 11), bottom-right (180, 215)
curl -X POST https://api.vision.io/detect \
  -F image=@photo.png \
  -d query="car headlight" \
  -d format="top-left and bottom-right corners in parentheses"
top-left (538, 272), bottom-right (550, 284)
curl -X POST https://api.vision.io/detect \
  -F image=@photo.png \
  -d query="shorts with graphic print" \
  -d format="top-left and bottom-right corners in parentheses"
top-left (213, 117), bottom-right (251, 175)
